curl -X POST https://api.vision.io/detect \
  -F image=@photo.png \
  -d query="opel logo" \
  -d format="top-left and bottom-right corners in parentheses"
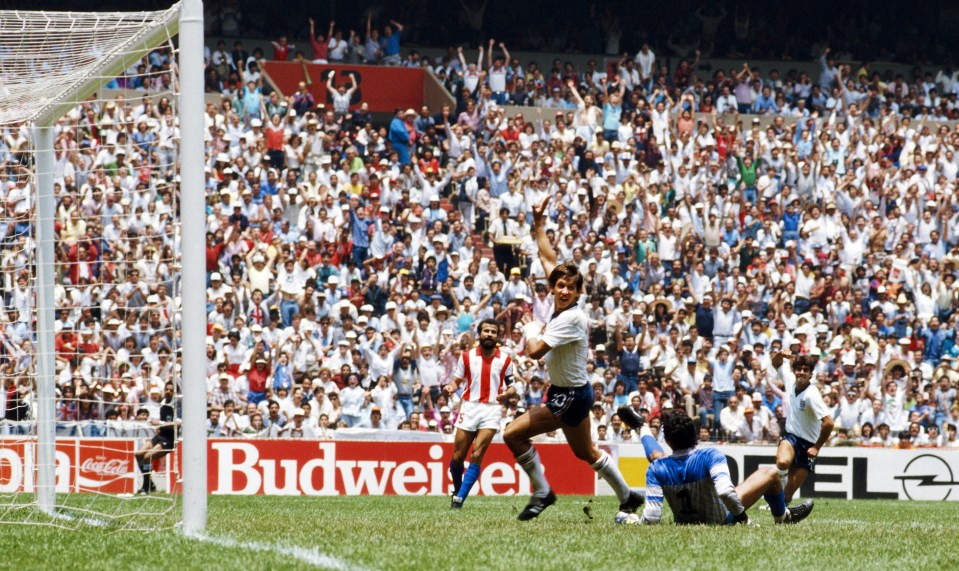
top-left (893, 454), bottom-right (959, 501)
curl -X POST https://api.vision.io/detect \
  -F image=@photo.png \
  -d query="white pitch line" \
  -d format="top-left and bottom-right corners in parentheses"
top-left (185, 532), bottom-right (372, 571)
top-left (822, 518), bottom-right (953, 532)
top-left (823, 519), bottom-right (870, 525)
top-left (50, 510), bottom-right (109, 527)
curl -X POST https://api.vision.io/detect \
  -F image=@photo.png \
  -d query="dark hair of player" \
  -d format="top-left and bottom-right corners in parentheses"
top-left (661, 409), bottom-right (698, 450)
top-left (476, 318), bottom-right (500, 336)
top-left (547, 261), bottom-right (585, 292)
top-left (797, 354), bottom-right (819, 370)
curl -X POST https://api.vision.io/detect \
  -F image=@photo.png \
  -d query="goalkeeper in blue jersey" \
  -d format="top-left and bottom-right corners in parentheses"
top-left (616, 407), bottom-right (814, 525)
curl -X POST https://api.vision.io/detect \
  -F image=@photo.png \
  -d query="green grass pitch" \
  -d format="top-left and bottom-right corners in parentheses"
top-left (1, 496), bottom-right (957, 570)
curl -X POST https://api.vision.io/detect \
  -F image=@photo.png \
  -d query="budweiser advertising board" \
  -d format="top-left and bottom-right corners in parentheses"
top-left (0, 439), bottom-right (595, 496)
top-left (206, 440), bottom-right (595, 496)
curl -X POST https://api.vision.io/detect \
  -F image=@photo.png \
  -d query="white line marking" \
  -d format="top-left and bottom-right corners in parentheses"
top-left (185, 532), bottom-right (372, 571)
top-left (50, 510), bottom-right (109, 527)
top-left (823, 518), bottom-right (953, 531)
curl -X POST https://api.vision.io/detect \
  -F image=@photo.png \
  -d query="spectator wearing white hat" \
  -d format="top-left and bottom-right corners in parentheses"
top-left (503, 267), bottom-right (531, 303)
top-left (280, 407), bottom-right (317, 438)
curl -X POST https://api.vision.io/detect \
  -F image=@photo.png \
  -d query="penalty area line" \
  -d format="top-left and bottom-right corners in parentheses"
top-left (184, 531), bottom-right (372, 571)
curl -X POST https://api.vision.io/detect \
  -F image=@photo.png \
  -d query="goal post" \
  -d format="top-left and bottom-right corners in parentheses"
top-left (34, 125), bottom-right (56, 515)
top-left (178, 0), bottom-right (208, 536)
top-left (0, 0), bottom-right (205, 532)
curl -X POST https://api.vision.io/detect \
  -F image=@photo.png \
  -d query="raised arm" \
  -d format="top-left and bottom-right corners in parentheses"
top-left (686, 279), bottom-right (699, 305)
top-left (325, 71), bottom-right (337, 96)
top-left (531, 195), bottom-right (557, 277)
top-left (567, 79), bottom-right (585, 107)
top-left (474, 287), bottom-right (495, 313)
top-left (771, 349), bottom-right (790, 371)
top-left (636, 320), bottom-right (652, 352)
top-left (499, 41), bottom-right (511, 64)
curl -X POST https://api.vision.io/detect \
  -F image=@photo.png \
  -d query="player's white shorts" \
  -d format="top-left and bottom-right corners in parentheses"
top-left (454, 401), bottom-right (502, 432)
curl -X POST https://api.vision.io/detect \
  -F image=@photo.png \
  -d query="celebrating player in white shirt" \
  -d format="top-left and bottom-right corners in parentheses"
top-left (771, 351), bottom-right (835, 504)
top-left (445, 319), bottom-right (515, 509)
top-left (505, 196), bottom-right (642, 521)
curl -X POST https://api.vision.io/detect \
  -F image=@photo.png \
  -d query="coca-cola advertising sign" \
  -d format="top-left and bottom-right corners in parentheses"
top-left (76, 441), bottom-right (136, 494)
top-left (80, 458), bottom-right (127, 476)
top-left (208, 440), bottom-right (595, 496)
top-left (0, 441), bottom-right (30, 494)
top-left (0, 439), bottom-right (137, 494)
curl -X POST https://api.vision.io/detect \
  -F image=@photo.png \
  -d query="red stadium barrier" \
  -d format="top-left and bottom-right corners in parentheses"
top-left (261, 62), bottom-right (425, 113)
top-left (0, 438), bottom-right (595, 496)
top-left (0, 439), bottom-right (139, 494)
top-left (207, 439), bottom-right (595, 496)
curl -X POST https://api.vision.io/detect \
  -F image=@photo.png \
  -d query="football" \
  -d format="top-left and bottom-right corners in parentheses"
top-left (615, 511), bottom-right (641, 525)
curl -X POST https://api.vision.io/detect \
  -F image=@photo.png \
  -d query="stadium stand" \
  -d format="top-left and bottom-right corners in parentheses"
top-left (4, 6), bottom-right (959, 452)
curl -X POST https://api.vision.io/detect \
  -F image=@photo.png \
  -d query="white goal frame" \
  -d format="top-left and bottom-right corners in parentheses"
top-left (21, 0), bottom-right (207, 534)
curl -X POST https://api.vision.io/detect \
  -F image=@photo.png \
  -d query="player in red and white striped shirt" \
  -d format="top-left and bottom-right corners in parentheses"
top-left (445, 319), bottom-right (515, 509)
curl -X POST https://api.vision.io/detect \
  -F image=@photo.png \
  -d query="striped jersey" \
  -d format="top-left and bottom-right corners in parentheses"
top-left (643, 447), bottom-right (737, 525)
top-left (454, 347), bottom-right (514, 404)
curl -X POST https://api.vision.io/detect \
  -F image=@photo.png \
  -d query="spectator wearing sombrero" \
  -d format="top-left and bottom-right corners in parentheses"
top-left (890, 293), bottom-right (914, 339)
top-left (650, 297), bottom-right (672, 330)
top-left (885, 358), bottom-right (910, 382)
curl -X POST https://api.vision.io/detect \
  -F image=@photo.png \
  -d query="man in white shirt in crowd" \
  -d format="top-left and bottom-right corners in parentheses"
top-left (281, 408), bottom-right (317, 438)
top-left (417, 342), bottom-right (443, 408)
top-left (736, 405), bottom-right (765, 443)
top-left (719, 394), bottom-right (744, 440)
top-left (634, 43), bottom-right (655, 92)
top-left (750, 391), bottom-right (778, 439)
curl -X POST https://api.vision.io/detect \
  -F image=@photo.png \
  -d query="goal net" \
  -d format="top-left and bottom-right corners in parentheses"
top-left (0, 2), bottom-right (201, 530)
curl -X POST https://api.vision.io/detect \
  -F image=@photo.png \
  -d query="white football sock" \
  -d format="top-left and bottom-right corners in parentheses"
top-left (778, 468), bottom-right (789, 497)
top-left (592, 451), bottom-right (631, 503)
top-left (516, 447), bottom-right (551, 498)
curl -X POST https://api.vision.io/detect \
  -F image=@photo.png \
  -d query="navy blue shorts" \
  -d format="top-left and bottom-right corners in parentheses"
top-left (545, 384), bottom-right (594, 427)
top-left (782, 432), bottom-right (816, 472)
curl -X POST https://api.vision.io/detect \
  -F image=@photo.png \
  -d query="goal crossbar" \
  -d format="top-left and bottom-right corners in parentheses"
top-left (0, 5), bottom-right (180, 127)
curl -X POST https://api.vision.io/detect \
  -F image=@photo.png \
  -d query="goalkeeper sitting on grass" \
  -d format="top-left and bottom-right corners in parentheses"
top-left (616, 407), bottom-right (814, 525)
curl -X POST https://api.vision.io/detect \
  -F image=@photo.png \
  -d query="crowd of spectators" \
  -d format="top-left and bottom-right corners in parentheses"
top-left (195, 1), bottom-right (958, 65)
top-left (2, 13), bottom-right (959, 450)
